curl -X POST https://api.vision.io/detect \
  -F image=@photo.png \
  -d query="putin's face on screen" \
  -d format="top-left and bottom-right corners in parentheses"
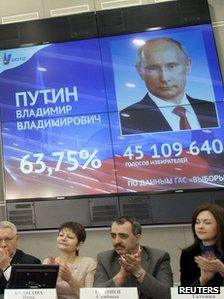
top-left (139, 39), bottom-right (191, 104)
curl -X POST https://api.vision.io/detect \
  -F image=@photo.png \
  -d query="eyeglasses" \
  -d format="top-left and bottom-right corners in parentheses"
top-left (0, 234), bottom-right (17, 244)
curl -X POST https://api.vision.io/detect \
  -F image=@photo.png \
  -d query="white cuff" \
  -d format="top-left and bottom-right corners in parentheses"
top-left (3, 266), bottom-right (11, 281)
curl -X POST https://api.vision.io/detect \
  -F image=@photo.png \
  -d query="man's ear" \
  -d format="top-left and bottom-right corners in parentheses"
top-left (135, 46), bottom-right (146, 80)
top-left (186, 58), bottom-right (192, 74)
top-left (136, 66), bottom-right (145, 80)
top-left (136, 234), bottom-right (141, 244)
top-left (16, 234), bottom-right (19, 243)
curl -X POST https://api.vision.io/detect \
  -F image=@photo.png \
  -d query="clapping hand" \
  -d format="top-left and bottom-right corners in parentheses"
top-left (119, 247), bottom-right (142, 274)
top-left (47, 256), bottom-right (57, 265)
top-left (195, 255), bottom-right (224, 273)
top-left (58, 262), bottom-right (73, 283)
top-left (195, 253), bottom-right (224, 284)
top-left (0, 248), bottom-right (10, 271)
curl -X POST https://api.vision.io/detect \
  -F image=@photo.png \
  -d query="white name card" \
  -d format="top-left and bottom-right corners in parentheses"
top-left (171, 286), bottom-right (224, 299)
top-left (80, 287), bottom-right (138, 299)
top-left (4, 288), bottom-right (57, 299)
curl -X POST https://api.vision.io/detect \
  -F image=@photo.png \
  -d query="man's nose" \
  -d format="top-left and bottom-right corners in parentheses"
top-left (0, 240), bottom-right (7, 246)
top-left (159, 67), bottom-right (171, 81)
top-left (114, 235), bottom-right (121, 244)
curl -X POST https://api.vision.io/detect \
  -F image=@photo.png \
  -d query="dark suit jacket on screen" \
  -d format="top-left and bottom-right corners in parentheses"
top-left (0, 249), bottom-right (41, 293)
top-left (93, 246), bottom-right (173, 299)
top-left (120, 94), bottom-right (219, 135)
top-left (180, 244), bottom-right (224, 286)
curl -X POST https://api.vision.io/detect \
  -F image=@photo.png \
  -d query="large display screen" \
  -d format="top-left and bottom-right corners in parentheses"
top-left (0, 23), bottom-right (224, 200)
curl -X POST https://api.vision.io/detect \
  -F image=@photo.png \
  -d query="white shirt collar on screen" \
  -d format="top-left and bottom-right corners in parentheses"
top-left (148, 91), bottom-right (201, 131)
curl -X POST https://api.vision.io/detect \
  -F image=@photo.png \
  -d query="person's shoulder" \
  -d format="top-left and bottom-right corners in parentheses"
top-left (81, 256), bottom-right (96, 265)
top-left (187, 95), bottom-right (215, 105)
top-left (121, 102), bottom-right (140, 113)
top-left (97, 250), bottom-right (115, 261)
top-left (82, 256), bottom-right (95, 261)
top-left (24, 253), bottom-right (41, 264)
top-left (180, 245), bottom-right (200, 267)
top-left (181, 244), bottom-right (200, 257)
top-left (17, 249), bottom-right (41, 264)
top-left (142, 246), bottom-right (170, 259)
top-left (120, 94), bottom-right (150, 113)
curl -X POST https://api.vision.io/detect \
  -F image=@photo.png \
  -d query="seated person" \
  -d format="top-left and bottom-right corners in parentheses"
top-left (0, 221), bottom-right (41, 293)
top-left (180, 204), bottom-right (224, 286)
top-left (43, 221), bottom-right (96, 299)
top-left (94, 216), bottom-right (173, 299)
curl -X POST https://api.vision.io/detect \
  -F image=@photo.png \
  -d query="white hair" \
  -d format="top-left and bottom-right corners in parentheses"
top-left (0, 221), bottom-right (17, 233)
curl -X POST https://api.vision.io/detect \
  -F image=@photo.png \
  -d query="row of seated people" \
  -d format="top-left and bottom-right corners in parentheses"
top-left (0, 203), bottom-right (223, 299)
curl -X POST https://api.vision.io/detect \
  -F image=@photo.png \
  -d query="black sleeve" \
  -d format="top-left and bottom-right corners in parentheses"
top-left (0, 271), bottom-right (7, 294)
top-left (18, 252), bottom-right (41, 265)
top-left (180, 250), bottom-right (200, 286)
top-left (180, 250), bottom-right (223, 286)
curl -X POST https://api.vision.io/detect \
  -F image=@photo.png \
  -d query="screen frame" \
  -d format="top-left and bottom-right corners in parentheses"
top-left (1, 0), bottom-right (223, 202)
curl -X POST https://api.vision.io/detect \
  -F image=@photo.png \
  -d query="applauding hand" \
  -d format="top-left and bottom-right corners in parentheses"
top-left (195, 255), bottom-right (224, 285)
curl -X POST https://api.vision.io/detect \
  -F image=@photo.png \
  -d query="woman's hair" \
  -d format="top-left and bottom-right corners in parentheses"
top-left (58, 222), bottom-right (86, 254)
top-left (186, 204), bottom-right (224, 254)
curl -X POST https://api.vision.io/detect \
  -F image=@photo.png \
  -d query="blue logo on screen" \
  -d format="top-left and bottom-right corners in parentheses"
top-left (3, 52), bottom-right (12, 65)
top-left (3, 52), bottom-right (26, 65)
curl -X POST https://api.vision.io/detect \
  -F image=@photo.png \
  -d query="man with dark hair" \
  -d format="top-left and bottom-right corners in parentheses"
top-left (0, 221), bottom-right (41, 293)
top-left (120, 37), bottom-right (218, 134)
top-left (94, 217), bottom-right (173, 299)
top-left (112, 217), bottom-right (142, 235)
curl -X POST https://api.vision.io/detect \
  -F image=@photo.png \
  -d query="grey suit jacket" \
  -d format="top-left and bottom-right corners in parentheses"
top-left (93, 246), bottom-right (173, 299)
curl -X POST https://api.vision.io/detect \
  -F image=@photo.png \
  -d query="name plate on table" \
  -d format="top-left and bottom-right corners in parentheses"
top-left (80, 287), bottom-right (138, 299)
top-left (4, 288), bottom-right (57, 299)
top-left (171, 286), bottom-right (224, 299)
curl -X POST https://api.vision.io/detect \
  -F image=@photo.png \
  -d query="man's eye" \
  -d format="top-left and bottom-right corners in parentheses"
top-left (145, 66), bottom-right (158, 71)
top-left (167, 63), bottom-right (178, 69)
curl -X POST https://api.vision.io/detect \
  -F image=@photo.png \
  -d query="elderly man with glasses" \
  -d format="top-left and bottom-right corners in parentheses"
top-left (0, 221), bottom-right (41, 293)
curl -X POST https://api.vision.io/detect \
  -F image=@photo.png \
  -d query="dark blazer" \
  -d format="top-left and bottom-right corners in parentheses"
top-left (180, 244), bottom-right (224, 286)
top-left (0, 249), bottom-right (41, 293)
top-left (120, 94), bottom-right (219, 135)
top-left (93, 246), bottom-right (173, 299)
